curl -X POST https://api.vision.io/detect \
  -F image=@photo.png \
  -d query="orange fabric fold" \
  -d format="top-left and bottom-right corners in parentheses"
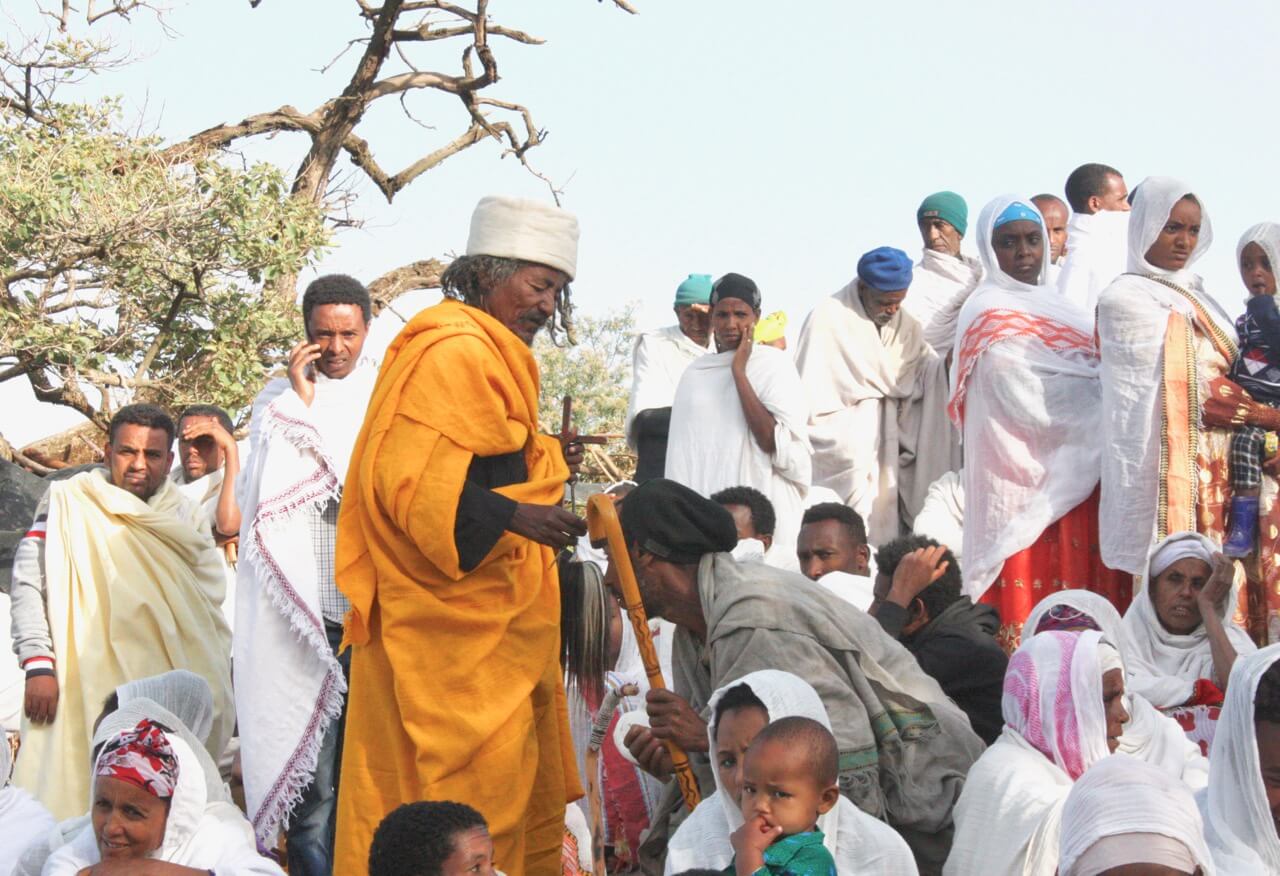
top-left (333, 299), bottom-right (581, 875)
top-left (1161, 311), bottom-right (1196, 537)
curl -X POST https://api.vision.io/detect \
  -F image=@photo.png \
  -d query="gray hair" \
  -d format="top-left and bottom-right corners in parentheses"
top-left (440, 254), bottom-right (575, 344)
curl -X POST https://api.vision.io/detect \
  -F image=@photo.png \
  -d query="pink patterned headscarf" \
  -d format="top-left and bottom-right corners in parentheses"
top-left (1002, 630), bottom-right (1110, 779)
top-left (95, 718), bottom-right (180, 799)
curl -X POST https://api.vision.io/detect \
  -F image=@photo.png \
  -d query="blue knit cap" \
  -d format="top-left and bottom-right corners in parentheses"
top-left (917, 191), bottom-right (969, 237)
top-left (993, 201), bottom-right (1042, 230)
top-left (856, 246), bottom-right (914, 293)
top-left (674, 273), bottom-right (713, 307)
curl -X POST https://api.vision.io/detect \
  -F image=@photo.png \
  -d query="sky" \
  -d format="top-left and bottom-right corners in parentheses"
top-left (6, 0), bottom-right (1280, 445)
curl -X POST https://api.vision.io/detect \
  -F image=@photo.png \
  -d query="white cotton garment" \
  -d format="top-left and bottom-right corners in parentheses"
top-left (169, 462), bottom-right (241, 630)
top-left (902, 248), bottom-right (984, 356)
top-left (911, 469), bottom-right (965, 563)
top-left (794, 280), bottom-right (957, 544)
top-left (814, 570), bottom-right (876, 612)
top-left (1121, 532), bottom-right (1256, 709)
top-left (1024, 589), bottom-right (1210, 789)
top-left (465, 195), bottom-right (579, 280)
top-left (625, 324), bottom-right (710, 448)
top-left (1200, 643), bottom-right (1280, 874)
top-left (116, 669), bottom-right (216, 749)
top-left (948, 195), bottom-right (1102, 601)
top-left (0, 732), bottom-right (55, 876)
top-left (663, 669), bottom-right (918, 876)
top-left (1057, 209), bottom-right (1130, 316)
top-left (666, 346), bottom-right (812, 565)
top-left (1096, 177), bottom-right (1235, 575)
top-left (1058, 754), bottom-right (1213, 876)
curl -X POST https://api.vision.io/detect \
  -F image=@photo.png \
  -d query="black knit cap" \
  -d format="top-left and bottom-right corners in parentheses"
top-left (708, 272), bottom-right (762, 311)
top-left (619, 478), bottom-right (739, 563)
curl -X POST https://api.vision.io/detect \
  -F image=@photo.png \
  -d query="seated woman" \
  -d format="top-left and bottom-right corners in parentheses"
top-left (1122, 531), bottom-right (1257, 754)
top-left (1202, 643), bottom-right (1280, 872)
top-left (1057, 754), bottom-right (1212, 876)
top-left (945, 630), bottom-right (1128, 876)
top-left (0, 730), bottom-right (55, 875)
top-left (663, 669), bottom-right (916, 876)
top-left (43, 715), bottom-right (279, 875)
top-left (1025, 590), bottom-right (1208, 788)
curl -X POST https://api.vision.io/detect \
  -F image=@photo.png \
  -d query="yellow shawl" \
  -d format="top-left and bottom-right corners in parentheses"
top-left (14, 468), bottom-right (232, 820)
top-left (333, 299), bottom-right (580, 875)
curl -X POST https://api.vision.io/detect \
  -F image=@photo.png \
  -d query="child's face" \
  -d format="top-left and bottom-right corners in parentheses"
top-left (738, 738), bottom-right (839, 836)
top-left (1241, 241), bottom-right (1278, 297)
top-left (440, 826), bottom-right (496, 876)
top-left (715, 705), bottom-right (770, 803)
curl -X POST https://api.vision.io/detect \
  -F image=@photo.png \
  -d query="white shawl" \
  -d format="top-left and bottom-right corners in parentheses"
top-left (1056, 209), bottom-right (1130, 315)
top-left (45, 722), bottom-right (282, 874)
top-left (1201, 643), bottom-right (1280, 875)
top-left (794, 281), bottom-right (956, 544)
top-left (1058, 754), bottom-right (1214, 876)
top-left (664, 669), bottom-right (918, 876)
top-left (116, 669), bottom-right (215, 749)
top-left (903, 248), bottom-right (984, 355)
top-left (911, 469), bottom-right (965, 562)
top-left (169, 465), bottom-right (238, 629)
top-left (0, 738), bottom-right (54, 876)
top-left (235, 361), bottom-right (377, 842)
top-left (625, 324), bottom-right (710, 448)
top-left (1121, 532), bottom-right (1256, 708)
top-left (1023, 589), bottom-right (1209, 789)
top-left (665, 346), bottom-right (811, 564)
top-left (949, 194), bottom-right (1102, 600)
top-left (945, 631), bottom-right (1111, 876)
top-left (1096, 177), bottom-right (1235, 575)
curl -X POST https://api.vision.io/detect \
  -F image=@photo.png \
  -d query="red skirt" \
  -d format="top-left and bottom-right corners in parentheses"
top-left (980, 487), bottom-right (1134, 652)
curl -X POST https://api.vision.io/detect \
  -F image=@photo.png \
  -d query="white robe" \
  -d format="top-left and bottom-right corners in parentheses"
top-left (911, 470), bottom-right (965, 563)
top-left (664, 669), bottom-right (917, 876)
top-left (950, 195), bottom-right (1102, 600)
top-left (665, 346), bottom-right (811, 564)
top-left (170, 464), bottom-right (239, 630)
top-left (902, 248), bottom-right (984, 356)
top-left (625, 324), bottom-right (710, 448)
top-left (1057, 209), bottom-right (1130, 316)
top-left (795, 282), bottom-right (957, 545)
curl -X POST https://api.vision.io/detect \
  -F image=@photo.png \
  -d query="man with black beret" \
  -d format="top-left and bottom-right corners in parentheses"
top-left (617, 479), bottom-right (983, 875)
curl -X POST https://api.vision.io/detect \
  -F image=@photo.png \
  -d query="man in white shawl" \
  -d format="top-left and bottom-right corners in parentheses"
top-left (6, 403), bottom-right (233, 822)
top-left (1057, 162), bottom-right (1130, 314)
top-left (945, 630), bottom-right (1127, 876)
top-left (666, 273), bottom-right (812, 565)
top-left (236, 274), bottom-right (378, 869)
top-left (1201, 643), bottom-right (1280, 874)
top-left (795, 246), bottom-right (956, 546)
top-left (949, 195), bottom-right (1125, 645)
top-left (1122, 532), bottom-right (1257, 754)
top-left (626, 274), bottom-right (713, 482)
top-left (904, 191), bottom-right (984, 357)
top-left (664, 670), bottom-right (917, 875)
top-left (171, 403), bottom-right (243, 629)
top-left (1057, 754), bottom-right (1214, 876)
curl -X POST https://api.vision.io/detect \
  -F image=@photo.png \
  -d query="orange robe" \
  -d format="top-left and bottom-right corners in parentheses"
top-left (333, 299), bottom-right (582, 875)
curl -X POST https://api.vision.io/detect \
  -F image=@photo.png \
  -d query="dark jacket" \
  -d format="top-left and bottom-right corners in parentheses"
top-left (875, 596), bottom-right (1008, 745)
top-left (1232, 294), bottom-right (1280, 404)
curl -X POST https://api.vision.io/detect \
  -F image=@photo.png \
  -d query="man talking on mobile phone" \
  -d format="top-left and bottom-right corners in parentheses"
top-left (235, 273), bottom-right (377, 873)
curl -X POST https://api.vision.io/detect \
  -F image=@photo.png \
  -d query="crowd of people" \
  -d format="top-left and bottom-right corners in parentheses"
top-left (3, 169), bottom-right (1280, 875)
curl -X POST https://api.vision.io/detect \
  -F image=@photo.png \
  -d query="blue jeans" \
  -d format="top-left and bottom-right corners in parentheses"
top-left (286, 620), bottom-right (350, 876)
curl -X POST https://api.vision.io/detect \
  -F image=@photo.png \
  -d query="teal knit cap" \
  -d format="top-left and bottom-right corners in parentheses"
top-left (917, 191), bottom-right (968, 237)
top-left (674, 273), bottom-right (713, 306)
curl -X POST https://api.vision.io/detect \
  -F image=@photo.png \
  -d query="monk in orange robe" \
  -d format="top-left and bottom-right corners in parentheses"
top-left (333, 196), bottom-right (588, 874)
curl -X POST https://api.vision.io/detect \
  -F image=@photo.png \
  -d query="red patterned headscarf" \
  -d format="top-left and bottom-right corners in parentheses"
top-left (96, 718), bottom-right (179, 799)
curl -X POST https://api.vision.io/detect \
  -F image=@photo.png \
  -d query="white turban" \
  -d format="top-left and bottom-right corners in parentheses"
top-left (1148, 530), bottom-right (1216, 579)
top-left (466, 195), bottom-right (580, 280)
top-left (1058, 753), bottom-right (1213, 876)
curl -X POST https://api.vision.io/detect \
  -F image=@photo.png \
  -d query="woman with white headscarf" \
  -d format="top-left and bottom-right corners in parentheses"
top-left (1057, 754), bottom-right (1214, 876)
top-left (948, 195), bottom-right (1128, 649)
top-left (115, 669), bottom-right (216, 751)
top-left (1122, 531), bottom-right (1257, 754)
top-left (1025, 589), bottom-right (1209, 789)
top-left (1201, 643), bottom-right (1280, 874)
top-left (945, 631), bottom-right (1128, 876)
top-left (663, 669), bottom-right (917, 876)
top-left (44, 715), bottom-right (281, 874)
top-left (1096, 178), bottom-right (1249, 588)
top-left (0, 725), bottom-right (55, 874)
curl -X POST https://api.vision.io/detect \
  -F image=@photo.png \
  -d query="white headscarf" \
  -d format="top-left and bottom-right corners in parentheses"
top-left (1024, 589), bottom-right (1210, 788)
top-left (1058, 753), bottom-right (1213, 876)
top-left (1202, 643), bottom-right (1280, 874)
top-left (663, 669), bottom-right (917, 876)
top-left (1126, 176), bottom-right (1214, 277)
top-left (1122, 531), bottom-right (1256, 708)
top-left (116, 669), bottom-right (215, 748)
top-left (465, 195), bottom-right (580, 280)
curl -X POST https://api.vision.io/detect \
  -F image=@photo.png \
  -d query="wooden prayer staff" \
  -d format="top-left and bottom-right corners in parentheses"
top-left (585, 493), bottom-right (702, 811)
